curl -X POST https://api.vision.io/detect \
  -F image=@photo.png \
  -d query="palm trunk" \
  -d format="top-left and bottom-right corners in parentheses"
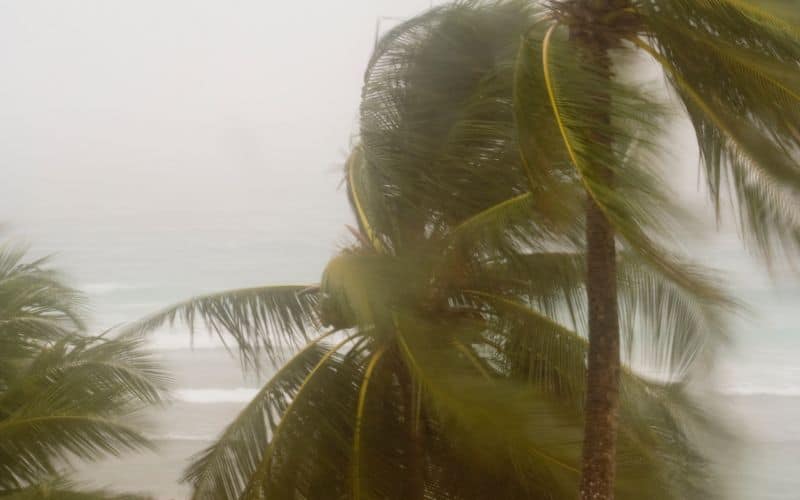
top-left (568, 2), bottom-right (624, 499)
top-left (580, 197), bottom-right (620, 500)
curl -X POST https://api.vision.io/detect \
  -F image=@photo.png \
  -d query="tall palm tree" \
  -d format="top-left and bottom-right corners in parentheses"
top-left (126, 6), bottom-right (734, 497)
top-left (359, 1), bottom-right (781, 497)
top-left (503, 1), bottom-right (800, 497)
top-left (362, 0), bottom-right (800, 499)
top-left (0, 243), bottom-right (170, 499)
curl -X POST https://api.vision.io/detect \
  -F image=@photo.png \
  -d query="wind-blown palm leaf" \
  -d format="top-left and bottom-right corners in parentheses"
top-left (471, 250), bottom-right (733, 375)
top-left (0, 477), bottom-right (151, 500)
top-left (0, 415), bottom-right (151, 491)
top-left (242, 335), bottom-right (372, 500)
top-left (515, 23), bottom-right (744, 377)
top-left (393, 312), bottom-right (709, 500)
top-left (445, 189), bottom-right (584, 260)
top-left (634, 0), bottom-right (800, 259)
top-left (345, 145), bottom-right (390, 253)
top-left (359, 0), bottom-right (577, 250)
top-left (184, 330), bottom-right (363, 500)
top-left (0, 244), bottom-right (86, 368)
top-left (123, 285), bottom-right (321, 368)
top-left (0, 332), bottom-right (169, 491)
top-left (0, 242), bottom-right (167, 495)
top-left (455, 290), bottom-right (720, 498)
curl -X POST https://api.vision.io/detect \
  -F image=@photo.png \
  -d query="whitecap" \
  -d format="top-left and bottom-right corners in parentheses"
top-left (719, 385), bottom-right (800, 397)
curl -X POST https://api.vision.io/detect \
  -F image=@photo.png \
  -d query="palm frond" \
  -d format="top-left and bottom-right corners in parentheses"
top-left (345, 145), bottom-right (388, 253)
top-left (0, 477), bottom-right (152, 500)
top-left (124, 285), bottom-right (321, 368)
top-left (394, 313), bottom-right (584, 498)
top-left (637, 0), bottom-right (800, 259)
top-left (236, 332), bottom-right (365, 500)
top-left (351, 344), bottom-right (388, 500)
top-left (446, 189), bottom-right (583, 259)
top-left (457, 290), bottom-right (720, 498)
top-left (182, 330), bottom-right (355, 500)
top-left (0, 415), bottom-right (151, 491)
top-left (0, 244), bottom-right (86, 370)
top-left (360, 1), bottom-right (569, 246)
top-left (462, 289), bottom-right (588, 402)
top-left (0, 332), bottom-right (168, 491)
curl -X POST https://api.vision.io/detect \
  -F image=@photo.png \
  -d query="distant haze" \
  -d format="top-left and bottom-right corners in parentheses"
top-left (1, 0), bottom-right (432, 273)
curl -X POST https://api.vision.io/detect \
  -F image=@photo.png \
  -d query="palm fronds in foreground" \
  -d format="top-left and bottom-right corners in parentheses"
top-left (0, 242), bottom-right (169, 499)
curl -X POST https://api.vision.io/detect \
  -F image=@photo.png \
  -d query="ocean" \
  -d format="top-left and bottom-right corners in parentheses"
top-left (6, 212), bottom-right (790, 499)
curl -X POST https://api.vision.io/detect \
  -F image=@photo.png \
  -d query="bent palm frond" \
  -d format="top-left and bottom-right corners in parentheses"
top-left (637, 0), bottom-right (800, 259)
top-left (184, 330), bottom-right (362, 500)
top-left (123, 285), bottom-right (321, 368)
top-left (0, 477), bottom-right (151, 500)
top-left (0, 334), bottom-right (167, 490)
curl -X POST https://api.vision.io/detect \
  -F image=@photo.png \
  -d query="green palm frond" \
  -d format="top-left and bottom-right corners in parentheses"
top-left (123, 285), bottom-right (321, 368)
top-left (0, 332), bottom-right (168, 491)
top-left (0, 244), bottom-right (86, 368)
top-left (616, 252), bottom-right (734, 377)
top-left (394, 315), bottom-right (583, 498)
top-left (474, 250), bottom-right (732, 376)
top-left (184, 330), bottom-right (361, 500)
top-left (241, 334), bottom-right (370, 500)
top-left (445, 189), bottom-right (584, 259)
top-left (359, 1), bottom-right (575, 244)
top-left (0, 477), bottom-right (152, 500)
top-left (457, 291), bottom-right (719, 498)
top-left (351, 343), bottom-right (388, 500)
top-left (345, 145), bottom-right (389, 253)
top-left (463, 289), bottom-right (588, 401)
top-left (515, 20), bottom-right (730, 311)
top-left (635, 0), bottom-right (800, 258)
top-left (0, 415), bottom-right (151, 491)
top-left (0, 243), bottom-right (166, 495)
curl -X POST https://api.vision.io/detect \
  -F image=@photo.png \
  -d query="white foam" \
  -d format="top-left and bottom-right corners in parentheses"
top-left (175, 387), bottom-right (259, 403)
top-left (719, 386), bottom-right (800, 397)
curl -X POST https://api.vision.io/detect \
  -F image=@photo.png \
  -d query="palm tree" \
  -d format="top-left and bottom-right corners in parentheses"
top-left (360, 1), bottom-right (785, 497)
top-left (363, 0), bottom-right (800, 497)
top-left (0, 242), bottom-right (169, 499)
top-left (126, 6), bottom-right (734, 497)
top-left (502, 1), bottom-right (800, 497)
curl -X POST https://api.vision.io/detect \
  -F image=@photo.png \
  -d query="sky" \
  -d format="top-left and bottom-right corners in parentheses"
top-left (0, 0), bottom-right (434, 249)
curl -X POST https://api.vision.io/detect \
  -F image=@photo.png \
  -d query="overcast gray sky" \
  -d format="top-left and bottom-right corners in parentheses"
top-left (1, 0), bottom-right (436, 243)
